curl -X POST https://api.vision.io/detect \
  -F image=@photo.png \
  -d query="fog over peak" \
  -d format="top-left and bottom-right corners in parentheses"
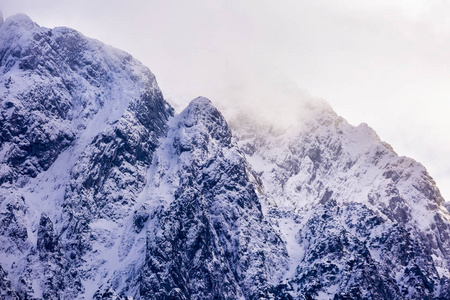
top-left (1, 0), bottom-right (449, 201)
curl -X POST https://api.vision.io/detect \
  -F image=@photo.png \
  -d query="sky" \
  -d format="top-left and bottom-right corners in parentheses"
top-left (1, 0), bottom-right (449, 201)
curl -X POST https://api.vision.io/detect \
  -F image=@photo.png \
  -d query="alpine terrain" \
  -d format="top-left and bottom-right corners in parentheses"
top-left (1, 13), bottom-right (450, 300)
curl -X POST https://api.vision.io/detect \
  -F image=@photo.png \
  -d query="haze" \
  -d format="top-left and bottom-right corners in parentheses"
top-left (1, 0), bottom-right (449, 201)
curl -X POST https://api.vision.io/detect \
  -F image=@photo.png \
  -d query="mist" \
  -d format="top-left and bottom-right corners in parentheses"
top-left (1, 0), bottom-right (449, 200)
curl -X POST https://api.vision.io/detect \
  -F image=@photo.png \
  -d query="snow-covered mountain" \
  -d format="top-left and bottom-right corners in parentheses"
top-left (1, 13), bottom-right (450, 300)
top-left (231, 103), bottom-right (450, 299)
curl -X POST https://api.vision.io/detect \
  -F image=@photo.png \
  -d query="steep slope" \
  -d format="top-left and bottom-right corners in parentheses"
top-left (232, 102), bottom-right (450, 299)
top-left (2, 12), bottom-right (450, 300)
top-left (137, 97), bottom-right (289, 299)
top-left (0, 14), bottom-right (172, 299)
top-left (0, 14), bottom-right (288, 299)
top-left (0, 13), bottom-right (169, 185)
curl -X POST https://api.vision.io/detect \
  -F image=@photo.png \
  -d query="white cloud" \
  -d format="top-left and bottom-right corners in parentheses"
top-left (1, 0), bottom-right (449, 200)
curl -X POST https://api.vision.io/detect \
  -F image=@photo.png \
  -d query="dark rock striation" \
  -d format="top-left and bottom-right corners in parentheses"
top-left (1, 13), bottom-right (450, 300)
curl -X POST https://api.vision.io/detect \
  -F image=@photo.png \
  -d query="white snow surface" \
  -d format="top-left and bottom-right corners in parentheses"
top-left (1, 13), bottom-right (450, 300)
top-left (0, 13), bottom-right (163, 299)
top-left (231, 99), bottom-right (450, 297)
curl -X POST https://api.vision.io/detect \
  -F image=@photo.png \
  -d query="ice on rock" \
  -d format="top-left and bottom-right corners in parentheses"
top-left (1, 13), bottom-right (450, 300)
top-left (232, 100), bottom-right (450, 298)
top-left (1, 13), bottom-right (36, 32)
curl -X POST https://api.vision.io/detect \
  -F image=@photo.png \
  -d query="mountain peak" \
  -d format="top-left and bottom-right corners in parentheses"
top-left (178, 96), bottom-right (232, 146)
top-left (1, 12), bottom-right (450, 300)
top-left (191, 96), bottom-right (212, 106)
top-left (181, 96), bottom-right (222, 123)
top-left (2, 13), bottom-right (36, 32)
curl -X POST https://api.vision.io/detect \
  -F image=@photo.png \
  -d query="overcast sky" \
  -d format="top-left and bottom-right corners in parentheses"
top-left (1, 0), bottom-right (449, 201)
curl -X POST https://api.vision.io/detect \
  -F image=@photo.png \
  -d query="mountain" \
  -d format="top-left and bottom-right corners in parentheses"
top-left (231, 103), bottom-right (450, 299)
top-left (1, 13), bottom-right (450, 300)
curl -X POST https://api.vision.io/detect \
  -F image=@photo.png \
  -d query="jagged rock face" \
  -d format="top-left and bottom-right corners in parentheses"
top-left (139, 98), bottom-right (289, 299)
top-left (289, 201), bottom-right (447, 299)
top-left (0, 14), bottom-right (173, 299)
top-left (0, 265), bottom-right (19, 300)
top-left (2, 13), bottom-right (450, 300)
top-left (0, 13), bottom-right (165, 185)
top-left (232, 104), bottom-right (450, 298)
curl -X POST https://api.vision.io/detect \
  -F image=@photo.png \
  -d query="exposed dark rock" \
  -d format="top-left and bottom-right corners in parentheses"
top-left (140, 98), bottom-right (288, 299)
top-left (1, 13), bottom-right (450, 300)
top-left (0, 265), bottom-right (19, 300)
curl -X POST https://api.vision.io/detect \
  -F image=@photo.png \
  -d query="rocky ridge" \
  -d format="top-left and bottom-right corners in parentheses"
top-left (231, 103), bottom-right (450, 299)
top-left (0, 13), bottom-right (450, 300)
